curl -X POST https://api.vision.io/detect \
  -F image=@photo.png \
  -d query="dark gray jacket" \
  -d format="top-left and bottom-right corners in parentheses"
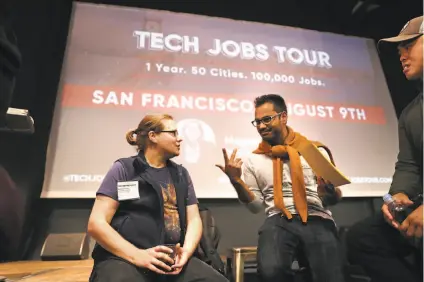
top-left (389, 92), bottom-right (423, 198)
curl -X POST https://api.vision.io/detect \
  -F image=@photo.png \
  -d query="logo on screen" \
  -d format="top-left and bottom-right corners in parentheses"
top-left (177, 119), bottom-right (216, 164)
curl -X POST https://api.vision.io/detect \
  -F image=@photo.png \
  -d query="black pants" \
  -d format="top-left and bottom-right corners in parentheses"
top-left (346, 212), bottom-right (423, 282)
top-left (257, 214), bottom-right (345, 282)
top-left (89, 256), bottom-right (228, 282)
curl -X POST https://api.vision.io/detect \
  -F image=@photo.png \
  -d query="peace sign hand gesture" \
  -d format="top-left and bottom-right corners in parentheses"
top-left (215, 148), bottom-right (243, 182)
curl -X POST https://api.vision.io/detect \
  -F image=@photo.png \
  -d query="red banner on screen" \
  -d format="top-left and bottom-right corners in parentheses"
top-left (61, 83), bottom-right (386, 124)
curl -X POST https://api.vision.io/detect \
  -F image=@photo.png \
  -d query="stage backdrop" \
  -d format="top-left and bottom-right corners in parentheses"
top-left (41, 2), bottom-right (398, 198)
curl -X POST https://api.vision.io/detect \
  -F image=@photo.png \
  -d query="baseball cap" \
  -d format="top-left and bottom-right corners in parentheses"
top-left (378, 16), bottom-right (423, 51)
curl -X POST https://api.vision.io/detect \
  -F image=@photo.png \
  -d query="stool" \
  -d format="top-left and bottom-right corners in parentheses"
top-left (226, 247), bottom-right (312, 282)
top-left (226, 247), bottom-right (257, 282)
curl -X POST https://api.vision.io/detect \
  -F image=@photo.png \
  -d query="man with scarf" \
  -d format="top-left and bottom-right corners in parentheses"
top-left (216, 94), bottom-right (345, 282)
top-left (346, 16), bottom-right (423, 282)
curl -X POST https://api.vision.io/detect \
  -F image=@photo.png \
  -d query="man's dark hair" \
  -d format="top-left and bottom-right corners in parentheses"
top-left (254, 94), bottom-right (287, 113)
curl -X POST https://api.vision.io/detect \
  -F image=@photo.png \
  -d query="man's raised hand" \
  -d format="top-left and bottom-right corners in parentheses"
top-left (215, 148), bottom-right (243, 181)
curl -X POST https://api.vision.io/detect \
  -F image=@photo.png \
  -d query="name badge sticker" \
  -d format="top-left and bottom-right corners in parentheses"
top-left (117, 181), bottom-right (140, 201)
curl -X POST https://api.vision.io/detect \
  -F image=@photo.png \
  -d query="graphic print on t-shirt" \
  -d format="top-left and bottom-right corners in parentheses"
top-left (161, 180), bottom-right (181, 244)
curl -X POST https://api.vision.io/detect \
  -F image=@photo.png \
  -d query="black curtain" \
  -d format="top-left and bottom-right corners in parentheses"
top-left (0, 0), bottom-right (73, 260)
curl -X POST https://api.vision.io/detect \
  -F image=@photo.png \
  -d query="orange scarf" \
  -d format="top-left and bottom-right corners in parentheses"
top-left (253, 126), bottom-right (335, 223)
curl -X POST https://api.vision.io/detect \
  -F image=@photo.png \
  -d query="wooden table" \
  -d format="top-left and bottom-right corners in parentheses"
top-left (0, 260), bottom-right (93, 281)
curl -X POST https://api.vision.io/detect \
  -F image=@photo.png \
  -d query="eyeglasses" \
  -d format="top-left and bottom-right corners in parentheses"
top-left (159, 130), bottom-right (179, 137)
top-left (251, 113), bottom-right (283, 127)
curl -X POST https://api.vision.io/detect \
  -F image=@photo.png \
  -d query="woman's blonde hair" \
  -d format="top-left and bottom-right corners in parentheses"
top-left (125, 114), bottom-right (173, 151)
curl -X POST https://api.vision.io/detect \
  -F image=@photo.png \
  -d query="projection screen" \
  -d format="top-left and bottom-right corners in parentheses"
top-left (41, 2), bottom-right (399, 198)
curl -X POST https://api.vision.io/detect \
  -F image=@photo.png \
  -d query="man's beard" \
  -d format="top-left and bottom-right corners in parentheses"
top-left (261, 131), bottom-right (281, 146)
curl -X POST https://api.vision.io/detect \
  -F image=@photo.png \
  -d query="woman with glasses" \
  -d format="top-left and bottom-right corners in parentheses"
top-left (87, 114), bottom-right (228, 282)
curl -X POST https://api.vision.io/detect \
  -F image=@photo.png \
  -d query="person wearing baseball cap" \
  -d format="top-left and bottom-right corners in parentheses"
top-left (379, 15), bottom-right (423, 80)
top-left (346, 16), bottom-right (423, 282)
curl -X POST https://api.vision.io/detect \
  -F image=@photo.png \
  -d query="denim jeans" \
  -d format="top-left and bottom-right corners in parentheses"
top-left (257, 214), bottom-right (345, 282)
